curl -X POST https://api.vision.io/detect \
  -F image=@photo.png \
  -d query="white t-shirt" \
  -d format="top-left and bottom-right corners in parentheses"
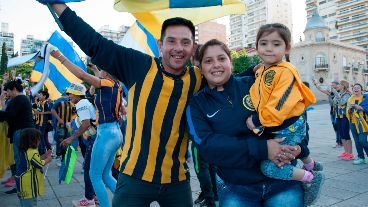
top-left (76, 99), bottom-right (96, 121)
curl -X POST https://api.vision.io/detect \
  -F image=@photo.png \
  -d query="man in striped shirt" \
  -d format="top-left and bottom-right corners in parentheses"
top-left (48, 3), bottom-right (202, 206)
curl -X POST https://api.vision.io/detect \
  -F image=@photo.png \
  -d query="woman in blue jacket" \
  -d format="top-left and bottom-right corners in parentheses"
top-left (186, 39), bottom-right (303, 206)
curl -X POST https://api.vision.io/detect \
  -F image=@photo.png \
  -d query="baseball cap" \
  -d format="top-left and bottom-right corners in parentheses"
top-left (66, 83), bottom-right (86, 96)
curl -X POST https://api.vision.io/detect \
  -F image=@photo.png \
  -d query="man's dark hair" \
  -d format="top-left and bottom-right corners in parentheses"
top-left (19, 128), bottom-right (42, 152)
top-left (4, 79), bottom-right (23, 92)
top-left (40, 90), bottom-right (49, 99)
top-left (160, 17), bottom-right (195, 41)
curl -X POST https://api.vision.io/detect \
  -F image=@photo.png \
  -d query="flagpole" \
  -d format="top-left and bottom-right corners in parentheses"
top-left (46, 3), bottom-right (64, 31)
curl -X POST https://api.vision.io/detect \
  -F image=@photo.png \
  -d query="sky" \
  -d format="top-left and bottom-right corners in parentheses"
top-left (0, 0), bottom-right (307, 56)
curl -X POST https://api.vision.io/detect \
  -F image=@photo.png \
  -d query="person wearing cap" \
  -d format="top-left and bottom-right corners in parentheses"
top-left (332, 80), bottom-right (354, 160)
top-left (313, 80), bottom-right (341, 148)
top-left (51, 48), bottom-right (123, 207)
top-left (51, 91), bottom-right (74, 167)
top-left (61, 82), bottom-right (98, 207)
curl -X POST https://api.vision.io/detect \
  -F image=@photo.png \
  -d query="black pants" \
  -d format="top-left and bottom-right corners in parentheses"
top-left (112, 174), bottom-right (192, 207)
top-left (191, 145), bottom-right (218, 205)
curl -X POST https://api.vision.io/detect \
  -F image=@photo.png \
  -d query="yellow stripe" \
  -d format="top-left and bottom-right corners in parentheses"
top-left (130, 24), bottom-right (155, 57)
top-left (193, 67), bottom-right (202, 92)
top-left (123, 63), bottom-right (158, 175)
top-left (49, 56), bottom-right (82, 84)
top-left (178, 132), bottom-right (189, 181)
top-left (30, 71), bottom-right (62, 100)
top-left (160, 69), bottom-right (191, 183)
top-left (120, 84), bottom-right (135, 167)
top-left (115, 86), bottom-right (122, 120)
top-left (142, 76), bottom-right (174, 182)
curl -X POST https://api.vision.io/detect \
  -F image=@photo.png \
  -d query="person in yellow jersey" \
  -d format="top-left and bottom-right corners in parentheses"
top-left (347, 83), bottom-right (368, 164)
top-left (16, 128), bottom-right (52, 207)
top-left (246, 23), bottom-right (324, 205)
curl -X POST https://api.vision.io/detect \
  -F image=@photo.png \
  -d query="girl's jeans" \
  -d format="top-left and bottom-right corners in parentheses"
top-left (90, 122), bottom-right (124, 207)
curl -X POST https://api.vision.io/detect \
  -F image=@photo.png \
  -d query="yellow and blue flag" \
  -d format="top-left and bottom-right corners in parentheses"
top-left (114, 0), bottom-right (246, 38)
top-left (31, 31), bottom-right (85, 100)
top-left (118, 21), bottom-right (159, 58)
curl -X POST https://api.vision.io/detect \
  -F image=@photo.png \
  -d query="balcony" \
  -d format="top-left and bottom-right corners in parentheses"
top-left (315, 64), bottom-right (329, 71)
top-left (338, 22), bottom-right (367, 33)
top-left (338, 0), bottom-right (363, 9)
top-left (351, 39), bottom-right (368, 46)
top-left (339, 31), bottom-right (368, 41)
top-left (344, 66), bottom-right (351, 72)
top-left (338, 5), bottom-right (367, 17)
top-left (353, 67), bottom-right (359, 73)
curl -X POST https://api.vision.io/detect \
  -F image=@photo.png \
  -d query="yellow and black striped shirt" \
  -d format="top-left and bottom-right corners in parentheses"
top-left (60, 7), bottom-right (202, 183)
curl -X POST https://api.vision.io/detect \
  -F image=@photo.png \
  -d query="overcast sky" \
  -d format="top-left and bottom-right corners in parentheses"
top-left (0, 0), bottom-right (306, 56)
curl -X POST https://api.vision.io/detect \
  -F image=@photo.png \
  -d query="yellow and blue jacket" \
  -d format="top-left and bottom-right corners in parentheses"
top-left (249, 62), bottom-right (316, 128)
top-left (15, 148), bottom-right (45, 199)
top-left (347, 95), bottom-right (368, 134)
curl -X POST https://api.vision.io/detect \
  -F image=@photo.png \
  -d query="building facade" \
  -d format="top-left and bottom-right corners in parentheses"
top-left (20, 35), bottom-right (44, 56)
top-left (229, 0), bottom-right (293, 49)
top-left (290, 10), bottom-right (367, 101)
top-left (195, 21), bottom-right (227, 45)
top-left (0, 22), bottom-right (14, 58)
top-left (98, 25), bottom-right (129, 43)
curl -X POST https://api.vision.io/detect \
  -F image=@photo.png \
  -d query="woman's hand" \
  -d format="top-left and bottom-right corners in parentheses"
top-left (267, 138), bottom-right (299, 167)
top-left (246, 116), bottom-right (255, 130)
top-left (279, 145), bottom-right (301, 163)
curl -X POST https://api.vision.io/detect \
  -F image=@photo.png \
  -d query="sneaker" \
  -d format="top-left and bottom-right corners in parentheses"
top-left (56, 157), bottom-right (62, 167)
top-left (4, 188), bottom-right (17, 194)
top-left (338, 152), bottom-right (348, 158)
top-left (313, 162), bottom-right (324, 171)
top-left (4, 178), bottom-right (15, 187)
top-left (1, 177), bottom-right (13, 185)
top-left (303, 171), bottom-right (325, 206)
top-left (341, 153), bottom-right (355, 161)
top-left (72, 198), bottom-right (96, 207)
top-left (353, 157), bottom-right (365, 165)
top-left (194, 191), bottom-right (205, 205)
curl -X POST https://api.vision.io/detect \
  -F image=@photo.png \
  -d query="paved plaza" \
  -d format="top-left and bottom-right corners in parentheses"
top-left (1, 103), bottom-right (368, 207)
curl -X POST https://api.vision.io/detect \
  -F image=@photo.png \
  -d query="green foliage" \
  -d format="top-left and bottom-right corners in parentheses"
top-left (0, 42), bottom-right (8, 76)
top-left (13, 62), bottom-right (34, 79)
top-left (231, 49), bottom-right (261, 74)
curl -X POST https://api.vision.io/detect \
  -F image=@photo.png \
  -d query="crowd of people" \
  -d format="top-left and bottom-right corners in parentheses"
top-left (1, 1), bottom-right (368, 207)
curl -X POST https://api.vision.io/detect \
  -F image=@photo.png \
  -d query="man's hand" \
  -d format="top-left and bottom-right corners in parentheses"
top-left (60, 136), bottom-right (73, 147)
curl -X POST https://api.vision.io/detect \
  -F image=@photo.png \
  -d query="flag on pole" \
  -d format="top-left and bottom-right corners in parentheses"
top-left (31, 31), bottom-right (85, 100)
top-left (118, 21), bottom-right (159, 58)
top-left (114, 0), bottom-right (246, 38)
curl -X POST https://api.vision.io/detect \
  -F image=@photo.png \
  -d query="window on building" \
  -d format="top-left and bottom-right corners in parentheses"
top-left (315, 54), bottom-right (327, 66)
top-left (315, 32), bottom-right (325, 42)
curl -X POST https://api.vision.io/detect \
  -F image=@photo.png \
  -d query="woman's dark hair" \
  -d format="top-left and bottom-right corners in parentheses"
top-left (4, 79), bottom-right (23, 92)
top-left (160, 17), bottom-right (195, 41)
top-left (256, 23), bottom-right (292, 50)
top-left (19, 128), bottom-right (42, 152)
top-left (193, 44), bottom-right (203, 62)
top-left (198, 39), bottom-right (231, 66)
top-left (353, 83), bottom-right (363, 91)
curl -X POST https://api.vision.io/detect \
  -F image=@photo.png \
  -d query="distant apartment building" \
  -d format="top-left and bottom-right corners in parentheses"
top-left (195, 21), bottom-right (227, 45)
top-left (20, 35), bottom-right (44, 56)
top-left (0, 22), bottom-right (14, 58)
top-left (98, 25), bottom-right (129, 43)
top-left (229, 0), bottom-right (293, 49)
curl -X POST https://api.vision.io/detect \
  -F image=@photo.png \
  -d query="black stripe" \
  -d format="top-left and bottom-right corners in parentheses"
top-left (132, 70), bottom-right (163, 179)
top-left (276, 78), bottom-right (296, 111)
top-left (152, 78), bottom-right (184, 183)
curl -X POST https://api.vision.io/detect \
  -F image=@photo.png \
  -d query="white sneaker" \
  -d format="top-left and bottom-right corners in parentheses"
top-left (56, 157), bottom-right (62, 167)
top-left (72, 197), bottom-right (96, 207)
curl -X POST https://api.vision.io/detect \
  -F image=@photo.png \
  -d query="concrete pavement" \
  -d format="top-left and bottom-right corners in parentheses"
top-left (1, 103), bottom-right (368, 207)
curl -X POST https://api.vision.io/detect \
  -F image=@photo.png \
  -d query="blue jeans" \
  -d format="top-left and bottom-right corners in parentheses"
top-left (216, 175), bottom-right (303, 207)
top-left (261, 118), bottom-right (305, 180)
top-left (13, 130), bottom-right (22, 172)
top-left (90, 122), bottom-right (124, 207)
top-left (84, 135), bottom-right (96, 200)
top-left (350, 124), bottom-right (368, 159)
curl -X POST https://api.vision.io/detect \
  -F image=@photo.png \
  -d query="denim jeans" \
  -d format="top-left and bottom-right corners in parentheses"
top-left (13, 130), bottom-right (22, 172)
top-left (216, 175), bottom-right (303, 207)
top-left (90, 122), bottom-right (124, 207)
top-left (84, 135), bottom-right (96, 200)
top-left (112, 174), bottom-right (193, 207)
top-left (19, 198), bottom-right (37, 207)
top-left (350, 124), bottom-right (368, 159)
top-left (261, 118), bottom-right (305, 180)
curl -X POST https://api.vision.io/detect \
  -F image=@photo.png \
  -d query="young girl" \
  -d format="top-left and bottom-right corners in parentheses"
top-left (246, 23), bottom-right (324, 205)
top-left (15, 128), bottom-right (52, 207)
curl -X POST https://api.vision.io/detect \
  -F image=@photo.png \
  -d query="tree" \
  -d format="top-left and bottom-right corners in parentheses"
top-left (0, 42), bottom-right (8, 76)
top-left (231, 49), bottom-right (261, 74)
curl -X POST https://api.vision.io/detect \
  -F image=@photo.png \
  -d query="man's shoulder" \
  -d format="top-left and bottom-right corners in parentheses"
top-left (76, 99), bottom-right (93, 110)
